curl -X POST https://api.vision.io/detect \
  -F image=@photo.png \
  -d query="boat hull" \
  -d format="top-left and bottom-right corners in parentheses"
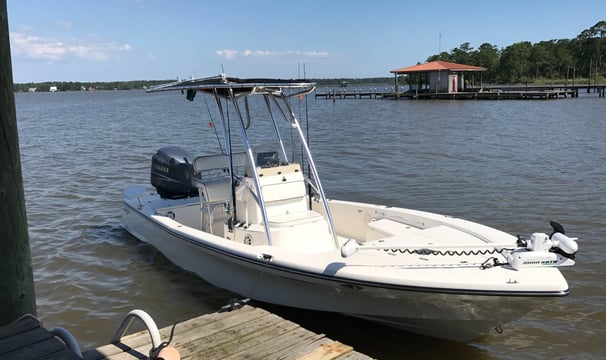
top-left (122, 198), bottom-right (560, 342)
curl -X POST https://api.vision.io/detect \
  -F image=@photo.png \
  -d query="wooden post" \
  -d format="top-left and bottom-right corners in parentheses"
top-left (393, 73), bottom-right (398, 97)
top-left (588, 59), bottom-right (592, 93)
top-left (0, 0), bottom-right (37, 325)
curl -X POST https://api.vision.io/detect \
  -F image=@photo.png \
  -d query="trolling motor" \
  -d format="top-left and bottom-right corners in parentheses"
top-left (505, 221), bottom-right (578, 269)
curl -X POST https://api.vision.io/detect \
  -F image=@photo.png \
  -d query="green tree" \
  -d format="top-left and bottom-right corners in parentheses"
top-left (531, 40), bottom-right (555, 79)
top-left (451, 42), bottom-right (474, 64)
top-left (553, 39), bottom-right (575, 80)
top-left (575, 21), bottom-right (606, 78)
top-left (498, 41), bottom-right (532, 83)
top-left (471, 43), bottom-right (500, 82)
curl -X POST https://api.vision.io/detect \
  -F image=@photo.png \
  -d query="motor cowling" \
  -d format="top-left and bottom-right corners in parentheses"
top-left (151, 146), bottom-right (197, 199)
top-left (527, 232), bottom-right (578, 256)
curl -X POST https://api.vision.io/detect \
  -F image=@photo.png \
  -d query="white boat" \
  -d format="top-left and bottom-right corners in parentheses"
top-left (122, 74), bottom-right (579, 342)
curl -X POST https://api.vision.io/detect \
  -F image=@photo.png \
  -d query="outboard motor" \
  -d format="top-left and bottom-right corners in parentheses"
top-left (151, 146), bottom-right (197, 199)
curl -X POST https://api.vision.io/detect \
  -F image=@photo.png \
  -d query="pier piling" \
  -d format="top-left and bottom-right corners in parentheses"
top-left (0, 0), bottom-right (37, 325)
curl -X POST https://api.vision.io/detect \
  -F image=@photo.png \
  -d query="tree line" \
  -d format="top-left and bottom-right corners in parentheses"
top-left (13, 80), bottom-right (171, 93)
top-left (424, 20), bottom-right (605, 84)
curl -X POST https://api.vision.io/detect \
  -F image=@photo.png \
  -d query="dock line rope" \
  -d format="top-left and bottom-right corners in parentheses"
top-left (249, 253), bottom-right (273, 299)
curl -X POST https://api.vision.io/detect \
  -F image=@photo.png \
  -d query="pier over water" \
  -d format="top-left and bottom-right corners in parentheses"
top-left (315, 84), bottom-right (606, 100)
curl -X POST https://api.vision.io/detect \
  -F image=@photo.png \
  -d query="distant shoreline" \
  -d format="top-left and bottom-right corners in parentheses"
top-left (13, 78), bottom-right (395, 93)
top-left (14, 76), bottom-right (603, 93)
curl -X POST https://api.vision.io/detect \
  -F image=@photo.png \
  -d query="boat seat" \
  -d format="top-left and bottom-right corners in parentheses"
top-left (236, 163), bottom-right (312, 226)
top-left (191, 152), bottom-right (249, 204)
top-left (193, 152), bottom-right (249, 175)
top-left (268, 210), bottom-right (324, 228)
top-left (191, 153), bottom-right (248, 233)
top-left (197, 178), bottom-right (231, 203)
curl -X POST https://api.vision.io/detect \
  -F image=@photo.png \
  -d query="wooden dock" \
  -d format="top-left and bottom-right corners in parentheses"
top-left (1, 305), bottom-right (373, 360)
top-left (315, 89), bottom-right (388, 100)
top-left (83, 305), bottom-right (373, 360)
top-left (316, 89), bottom-right (579, 100)
top-left (384, 89), bottom-right (578, 100)
top-left (315, 84), bottom-right (606, 100)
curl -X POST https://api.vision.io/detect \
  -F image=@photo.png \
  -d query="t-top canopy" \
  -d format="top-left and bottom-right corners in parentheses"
top-left (147, 74), bottom-right (316, 98)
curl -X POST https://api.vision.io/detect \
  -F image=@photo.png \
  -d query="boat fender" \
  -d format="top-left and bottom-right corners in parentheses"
top-left (149, 323), bottom-right (179, 360)
top-left (157, 346), bottom-right (180, 360)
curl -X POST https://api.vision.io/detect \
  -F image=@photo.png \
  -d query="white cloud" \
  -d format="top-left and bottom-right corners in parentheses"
top-left (217, 49), bottom-right (330, 60)
top-left (216, 49), bottom-right (239, 60)
top-left (54, 20), bottom-right (73, 30)
top-left (9, 32), bottom-right (132, 62)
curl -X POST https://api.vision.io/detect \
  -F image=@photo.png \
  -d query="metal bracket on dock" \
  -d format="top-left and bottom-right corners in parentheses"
top-left (111, 309), bottom-right (162, 350)
top-left (220, 298), bottom-right (250, 312)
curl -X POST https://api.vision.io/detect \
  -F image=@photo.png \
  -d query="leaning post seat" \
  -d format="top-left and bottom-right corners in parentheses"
top-left (191, 153), bottom-right (249, 196)
top-left (191, 152), bottom-right (248, 233)
top-left (236, 163), bottom-right (318, 226)
top-left (234, 162), bottom-right (334, 252)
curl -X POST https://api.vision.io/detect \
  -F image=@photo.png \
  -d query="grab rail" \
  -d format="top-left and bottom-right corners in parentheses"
top-left (49, 327), bottom-right (83, 358)
top-left (111, 309), bottom-right (162, 349)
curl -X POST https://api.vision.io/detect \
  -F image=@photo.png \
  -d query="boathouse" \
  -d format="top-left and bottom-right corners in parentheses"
top-left (390, 60), bottom-right (486, 93)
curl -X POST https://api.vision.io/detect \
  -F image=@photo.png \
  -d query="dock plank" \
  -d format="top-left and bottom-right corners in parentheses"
top-left (222, 326), bottom-right (324, 360)
top-left (295, 341), bottom-right (353, 360)
top-left (83, 305), bottom-right (373, 360)
top-left (178, 312), bottom-right (297, 359)
top-left (0, 314), bottom-right (82, 360)
top-left (85, 305), bottom-right (266, 359)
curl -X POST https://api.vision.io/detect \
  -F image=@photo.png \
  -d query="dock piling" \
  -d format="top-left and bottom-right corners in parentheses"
top-left (0, 0), bottom-right (37, 325)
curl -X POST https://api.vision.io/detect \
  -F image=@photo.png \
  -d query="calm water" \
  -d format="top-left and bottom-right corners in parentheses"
top-left (15, 89), bottom-right (606, 359)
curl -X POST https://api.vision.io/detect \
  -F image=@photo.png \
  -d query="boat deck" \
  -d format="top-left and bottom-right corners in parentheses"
top-left (83, 305), bottom-right (373, 360)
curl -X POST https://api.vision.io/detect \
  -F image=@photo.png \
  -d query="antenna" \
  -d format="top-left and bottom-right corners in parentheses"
top-left (203, 96), bottom-right (223, 154)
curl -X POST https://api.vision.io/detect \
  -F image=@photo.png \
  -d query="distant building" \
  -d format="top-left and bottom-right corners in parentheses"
top-left (390, 61), bottom-right (486, 93)
top-left (27, 87), bottom-right (37, 92)
top-left (49, 86), bottom-right (58, 92)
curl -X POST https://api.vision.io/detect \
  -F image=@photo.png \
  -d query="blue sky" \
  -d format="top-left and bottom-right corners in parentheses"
top-left (7, 0), bottom-right (606, 82)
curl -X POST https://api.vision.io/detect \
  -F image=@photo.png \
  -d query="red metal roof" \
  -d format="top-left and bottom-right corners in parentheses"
top-left (390, 60), bottom-right (486, 74)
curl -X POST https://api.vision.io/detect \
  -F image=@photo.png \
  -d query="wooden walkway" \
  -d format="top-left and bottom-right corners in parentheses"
top-left (315, 84), bottom-right (606, 100)
top-left (315, 90), bottom-right (386, 99)
top-left (383, 89), bottom-right (578, 100)
top-left (83, 305), bottom-right (373, 360)
top-left (316, 89), bottom-right (579, 100)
